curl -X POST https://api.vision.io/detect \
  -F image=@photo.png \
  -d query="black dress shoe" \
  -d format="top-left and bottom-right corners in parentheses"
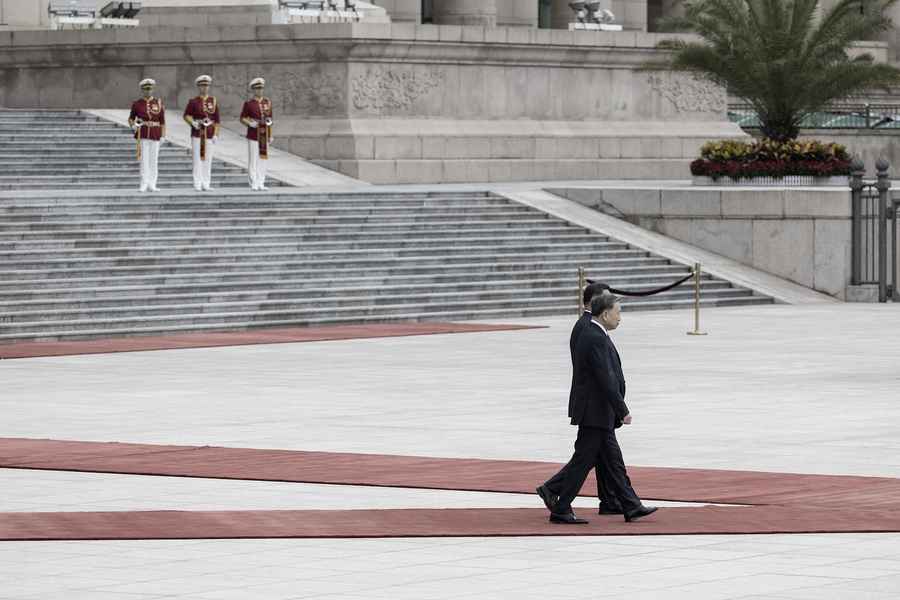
top-left (624, 505), bottom-right (658, 522)
top-left (598, 503), bottom-right (624, 515)
top-left (549, 511), bottom-right (589, 524)
top-left (535, 485), bottom-right (557, 512)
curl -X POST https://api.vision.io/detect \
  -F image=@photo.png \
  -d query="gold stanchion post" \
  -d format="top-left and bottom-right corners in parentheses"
top-left (577, 266), bottom-right (586, 315)
top-left (687, 262), bottom-right (707, 336)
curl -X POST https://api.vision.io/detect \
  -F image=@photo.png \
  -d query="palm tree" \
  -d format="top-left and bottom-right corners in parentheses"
top-left (658, 0), bottom-right (900, 141)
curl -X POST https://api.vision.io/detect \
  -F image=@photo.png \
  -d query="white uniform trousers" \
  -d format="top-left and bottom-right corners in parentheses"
top-left (139, 139), bottom-right (160, 192)
top-left (247, 139), bottom-right (268, 190)
top-left (191, 137), bottom-right (214, 191)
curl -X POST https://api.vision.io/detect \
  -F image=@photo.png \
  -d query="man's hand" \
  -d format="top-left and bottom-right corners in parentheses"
top-left (247, 119), bottom-right (259, 128)
top-left (622, 413), bottom-right (633, 425)
top-left (192, 120), bottom-right (201, 130)
top-left (210, 136), bottom-right (217, 145)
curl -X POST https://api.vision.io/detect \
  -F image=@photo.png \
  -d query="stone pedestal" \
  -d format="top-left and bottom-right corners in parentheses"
top-left (432, 0), bottom-right (497, 27)
top-left (846, 284), bottom-right (880, 302)
top-left (0, 24), bottom-right (743, 184)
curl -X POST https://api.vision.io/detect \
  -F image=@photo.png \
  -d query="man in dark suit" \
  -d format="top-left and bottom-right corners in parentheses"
top-left (540, 292), bottom-right (658, 524)
top-left (537, 283), bottom-right (623, 515)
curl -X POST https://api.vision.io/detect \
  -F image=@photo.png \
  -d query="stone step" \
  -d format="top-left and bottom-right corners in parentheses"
top-left (0, 195), bottom-right (514, 209)
top-left (1, 204), bottom-right (536, 218)
top-left (0, 288), bottom-right (762, 332)
top-left (0, 145), bottom-right (195, 151)
top-left (0, 279), bottom-right (735, 313)
top-left (0, 184), bottom-right (271, 191)
top-left (0, 135), bottom-right (147, 142)
top-left (0, 211), bottom-right (543, 228)
top-left (0, 270), bottom-right (702, 301)
top-left (0, 231), bottom-right (612, 251)
top-left (0, 248), bottom-right (647, 271)
top-left (0, 218), bottom-right (568, 236)
top-left (0, 183), bottom-right (265, 191)
top-left (0, 255), bottom-right (674, 281)
top-left (0, 117), bottom-right (108, 123)
top-left (0, 262), bottom-right (688, 292)
top-left (0, 161), bottom-right (243, 170)
top-left (0, 236), bottom-right (640, 256)
top-left (0, 166), bottom-right (247, 175)
top-left (0, 172), bottom-right (255, 183)
top-left (6, 190), bottom-right (494, 202)
top-left (0, 129), bottom-right (772, 342)
top-left (0, 212), bottom-right (558, 232)
top-left (0, 222), bottom-right (581, 242)
top-left (0, 295), bottom-right (772, 342)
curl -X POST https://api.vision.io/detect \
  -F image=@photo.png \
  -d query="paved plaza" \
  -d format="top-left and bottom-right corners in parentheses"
top-left (3, 302), bottom-right (900, 598)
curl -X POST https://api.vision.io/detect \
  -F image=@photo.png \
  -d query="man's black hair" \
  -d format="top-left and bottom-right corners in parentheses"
top-left (590, 291), bottom-right (618, 316)
top-left (582, 282), bottom-right (611, 306)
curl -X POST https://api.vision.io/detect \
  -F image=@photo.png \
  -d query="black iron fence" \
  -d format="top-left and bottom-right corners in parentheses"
top-left (850, 159), bottom-right (897, 302)
top-left (730, 103), bottom-right (900, 130)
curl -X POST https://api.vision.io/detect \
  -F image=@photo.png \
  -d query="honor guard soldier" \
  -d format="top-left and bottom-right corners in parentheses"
top-left (129, 78), bottom-right (166, 192)
top-left (183, 75), bottom-right (221, 192)
top-left (240, 77), bottom-right (274, 191)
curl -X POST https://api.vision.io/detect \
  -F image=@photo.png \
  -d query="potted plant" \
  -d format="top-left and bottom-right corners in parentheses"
top-left (657, 0), bottom-right (900, 183)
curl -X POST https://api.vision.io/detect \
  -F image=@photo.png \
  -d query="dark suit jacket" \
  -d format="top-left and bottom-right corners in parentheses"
top-left (567, 311), bottom-right (593, 418)
top-left (570, 322), bottom-right (629, 429)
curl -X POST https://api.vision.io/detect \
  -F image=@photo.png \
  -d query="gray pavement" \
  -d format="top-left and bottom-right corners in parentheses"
top-left (3, 302), bottom-right (900, 598)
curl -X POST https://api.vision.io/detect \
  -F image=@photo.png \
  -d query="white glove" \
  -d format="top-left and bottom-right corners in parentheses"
top-left (192, 121), bottom-right (201, 130)
top-left (130, 123), bottom-right (139, 132)
top-left (210, 136), bottom-right (218, 145)
top-left (248, 119), bottom-right (259, 128)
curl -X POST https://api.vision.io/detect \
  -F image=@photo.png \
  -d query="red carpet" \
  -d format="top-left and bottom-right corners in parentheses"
top-left (3, 438), bottom-right (900, 508)
top-left (0, 323), bottom-right (541, 359)
top-left (3, 438), bottom-right (900, 540)
top-left (3, 506), bottom-right (900, 542)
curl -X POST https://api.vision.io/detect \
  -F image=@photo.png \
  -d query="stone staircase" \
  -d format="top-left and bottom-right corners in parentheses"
top-left (0, 109), bottom-right (274, 190)
top-left (0, 190), bottom-right (772, 342)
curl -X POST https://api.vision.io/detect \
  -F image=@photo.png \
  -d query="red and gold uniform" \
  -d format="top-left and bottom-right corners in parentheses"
top-left (183, 81), bottom-right (221, 191)
top-left (128, 80), bottom-right (166, 192)
top-left (240, 80), bottom-right (274, 190)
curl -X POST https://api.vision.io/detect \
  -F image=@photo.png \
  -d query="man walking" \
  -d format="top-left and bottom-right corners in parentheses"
top-left (540, 292), bottom-right (657, 524)
top-left (128, 78), bottom-right (165, 192)
top-left (538, 282), bottom-right (623, 516)
top-left (183, 75), bottom-right (220, 192)
top-left (240, 77), bottom-right (274, 191)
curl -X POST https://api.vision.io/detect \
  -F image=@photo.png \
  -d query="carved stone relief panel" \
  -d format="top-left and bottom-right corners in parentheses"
top-left (648, 72), bottom-right (727, 115)
top-left (351, 67), bottom-right (445, 114)
top-left (280, 69), bottom-right (346, 115)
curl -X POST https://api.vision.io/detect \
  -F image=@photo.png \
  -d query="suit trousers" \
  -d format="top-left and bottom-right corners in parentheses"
top-left (554, 425), bottom-right (642, 515)
top-left (544, 457), bottom-right (620, 509)
top-left (191, 137), bottom-right (214, 190)
top-left (247, 139), bottom-right (268, 190)
top-left (139, 139), bottom-right (159, 192)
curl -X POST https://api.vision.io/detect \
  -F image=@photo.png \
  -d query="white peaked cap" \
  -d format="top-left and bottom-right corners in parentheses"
top-left (139, 78), bottom-right (156, 88)
top-left (195, 74), bottom-right (212, 85)
top-left (249, 77), bottom-right (266, 90)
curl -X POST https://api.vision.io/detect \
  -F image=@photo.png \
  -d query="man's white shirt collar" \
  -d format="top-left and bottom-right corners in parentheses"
top-left (591, 318), bottom-right (607, 335)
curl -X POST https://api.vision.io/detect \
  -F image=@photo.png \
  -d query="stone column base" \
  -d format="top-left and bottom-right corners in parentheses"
top-left (846, 284), bottom-right (880, 302)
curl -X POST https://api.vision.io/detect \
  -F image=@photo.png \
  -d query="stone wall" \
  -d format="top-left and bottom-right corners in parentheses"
top-left (0, 23), bottom-right (743, 183)
top-left (799, 130), bottom-right (900, 178)
top-left (549, 187), bottom-right (853, 299)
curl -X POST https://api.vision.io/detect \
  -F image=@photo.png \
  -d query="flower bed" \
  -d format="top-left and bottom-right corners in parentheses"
top-left (690, 139), bottom-right (852, 183)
